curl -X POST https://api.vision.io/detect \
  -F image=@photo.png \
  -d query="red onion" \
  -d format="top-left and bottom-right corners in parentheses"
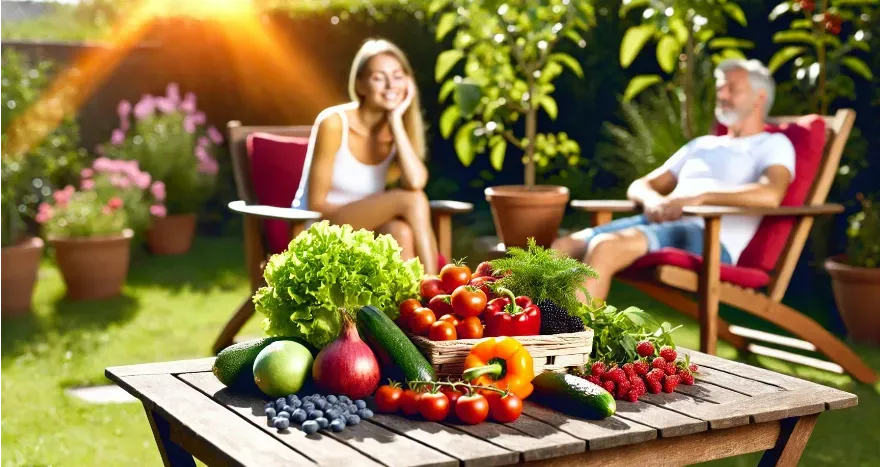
top-left (312, 312), bottom-right (380, 399)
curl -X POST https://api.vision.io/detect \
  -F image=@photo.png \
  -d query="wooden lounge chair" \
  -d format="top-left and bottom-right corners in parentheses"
top-left (212, 120), bottom-right (474, 354)
top-left (570, 109), bottom-right (877, 384)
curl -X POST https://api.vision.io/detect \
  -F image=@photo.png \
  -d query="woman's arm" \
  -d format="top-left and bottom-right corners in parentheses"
top-left (389, 78), bottom-right (428, 190)
top-left (306, 112), bottom-right (343, 215)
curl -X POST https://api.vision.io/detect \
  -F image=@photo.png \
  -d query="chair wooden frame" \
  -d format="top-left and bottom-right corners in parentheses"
top-left (212, 120), bottom-right (474, 354)
top-left (571, 109), bottom-right (876, 384)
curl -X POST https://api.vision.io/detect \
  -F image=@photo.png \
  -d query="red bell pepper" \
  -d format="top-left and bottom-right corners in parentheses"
top-left (483, 287), bottom-right (541, 337)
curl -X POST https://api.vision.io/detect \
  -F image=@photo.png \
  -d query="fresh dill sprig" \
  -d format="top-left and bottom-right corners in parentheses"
top-left (489, 238), bottom-right (598, 313)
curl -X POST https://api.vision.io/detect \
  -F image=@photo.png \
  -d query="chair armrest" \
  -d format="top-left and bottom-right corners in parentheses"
top-left (227, 200), bottom-right (323, 222)
top-left (570, 200), bottom-right (639, 212)
top-left (429, 200), bottom-right (474, 214)
top-left (682, 204), bottom-right (844, 217)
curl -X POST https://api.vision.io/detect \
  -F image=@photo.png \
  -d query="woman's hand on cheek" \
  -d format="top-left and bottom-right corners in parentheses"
top-left (389, 77), bottom-right (414, 121)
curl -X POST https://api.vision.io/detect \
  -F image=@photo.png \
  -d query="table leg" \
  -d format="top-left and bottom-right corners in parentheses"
top-left (145, 406), bottom-right (196, 467)
top-left (757, 414), bottom-right (819, 467)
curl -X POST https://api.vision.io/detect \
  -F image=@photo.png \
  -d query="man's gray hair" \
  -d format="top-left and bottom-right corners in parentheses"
top-left (715, 59), bottom-right (775, 118)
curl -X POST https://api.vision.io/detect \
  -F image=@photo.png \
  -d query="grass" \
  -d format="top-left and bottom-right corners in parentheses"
top-left (2, 234), bottom-right (879, 466)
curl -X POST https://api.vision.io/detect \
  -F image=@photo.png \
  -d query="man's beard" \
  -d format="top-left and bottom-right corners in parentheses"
top-left (715, 105), bottom-right (746, 126)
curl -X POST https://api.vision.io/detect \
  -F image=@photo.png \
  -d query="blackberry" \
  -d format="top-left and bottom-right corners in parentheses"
top-left (537, 299), bottom-right (585, 334)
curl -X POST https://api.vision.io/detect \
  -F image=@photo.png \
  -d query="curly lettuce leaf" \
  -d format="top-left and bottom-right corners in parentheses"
top-left (253, 221), bottom-right (423, 349)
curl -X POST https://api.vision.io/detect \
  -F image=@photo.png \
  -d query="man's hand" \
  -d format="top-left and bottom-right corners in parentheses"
top-left (644, 193), bottom-right (703, 223)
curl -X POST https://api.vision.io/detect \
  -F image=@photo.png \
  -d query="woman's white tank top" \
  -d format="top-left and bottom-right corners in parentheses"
top-left (293, 104), bottom-right (395, 210)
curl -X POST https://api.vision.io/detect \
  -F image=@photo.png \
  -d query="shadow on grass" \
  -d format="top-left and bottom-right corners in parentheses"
top-left (126, 236), bottom-right (247, 293)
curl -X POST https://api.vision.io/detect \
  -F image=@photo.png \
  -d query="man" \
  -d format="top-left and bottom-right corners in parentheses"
top-left (552, 59), bottom-right (796, 303)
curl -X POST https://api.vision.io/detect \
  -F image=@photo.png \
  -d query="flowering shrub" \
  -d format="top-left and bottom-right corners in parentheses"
top-left (36, 158), bottom-right (165, 239)
top-left (98, 82), bottom-right (221, 215)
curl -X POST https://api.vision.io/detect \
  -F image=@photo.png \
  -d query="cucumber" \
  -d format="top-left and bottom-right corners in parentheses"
top-left (356, 305), bottom-right (436, 383)
top-left (531, 371), bottom-right (616, 419)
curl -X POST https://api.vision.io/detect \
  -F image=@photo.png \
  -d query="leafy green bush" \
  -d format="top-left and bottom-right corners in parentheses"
top-left (846, 193), bottom-right (879, 269)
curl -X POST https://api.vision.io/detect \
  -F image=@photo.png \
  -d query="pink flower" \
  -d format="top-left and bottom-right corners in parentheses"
top-left (166, 82), bottom-right (181, 104)
top-left (198, 157), bottom-right (219, 175)
top-left (156, 97), bottom-right (177, 114)
top-left (198, 136), bottom-right (210, 147)
top-left (122, 160), bottom-right (141, 178)
top-left (134, 172), bottom-right (152, 190)
top-left (150, 204), bottom-right (168, 217)
top-left (180, 92), bottom-right (197, 113)
top-left (81, 168), bottom-right (94, 179)
top-left (107, 197), bottom-right (124, 210)
top-left (183, 116), bottom-right (197, 134)
top-left (102, 206), bottom-right (113, 215)
top-left (111, 129), bottom-right (126, 145)
top-left (150, 181), bottom-right (166, 201)
top-left (117, 99), bottom-right (131, 119)
top-left (110, 174), bottom-right (132, 189)
top-left (35, 203), bottom-right (53, 224)
top-left (207, 126), bottom-right (224, 145)
top-left (81, 179), bottom-right (95, 190)
top-left (93, 157), bottom-right (113, 172)
top-left (133, 95), bottom-right (155, 120)
top-left (195, 145), bottom-right (210, 161)
top-left (192, 111), bottom-right (206, 125)
top-left (52, 185), bottom-right (75, 206)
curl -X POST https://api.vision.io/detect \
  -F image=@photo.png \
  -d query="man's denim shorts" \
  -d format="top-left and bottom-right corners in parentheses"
top-left (581, 214), bottom-right (733, 265)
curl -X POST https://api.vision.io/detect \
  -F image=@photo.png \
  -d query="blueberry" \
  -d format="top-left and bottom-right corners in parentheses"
top-left (356, 409), bottom-right (368, 419)
top-left (355, 400), bottom-right (367, 410)
top-left (276, 397), bottom-right (287, 406)
top-left (274, 417), bottom-right (290, 430)
top-left (277, 411), bottom-right (290, 419)
top-left (302, 403), bottom-right (315, 413)
top-left (301, 420), bottom-right (319, 434)
top-left (330, 419), bottom-right (345, 432)
top-left (265, 401), bottom-right (274, 409)
top-left (291, 408), bottom-right (307, 423)
top-left (265, 407), bottom-right (276, 419)
top-left (346, 414), bottom-right (361, 426)
top-left (291, 400), bottom-right (302, 409)
top-left (315, 399), bottom-right (327, 411)
top-left (288, 394), bottom-right (298, 403)
top-left (326, 395), bottom-right (338, 404)
top-left (315, 417), bottom-right (329, 429)
top-left (308, 410), bottom-right (323, 420)
top-left (325, 409), bottom-right (338, 420)
top-left (282, 405), bottom-right (292, 413)
top-left (339, 395), bottom-right (351, 403)
top-left (362, 409), bottom-right (374, 419)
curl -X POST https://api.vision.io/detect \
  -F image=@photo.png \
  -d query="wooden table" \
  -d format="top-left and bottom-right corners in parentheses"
top-left (106, 348), bottom-right (857, 467)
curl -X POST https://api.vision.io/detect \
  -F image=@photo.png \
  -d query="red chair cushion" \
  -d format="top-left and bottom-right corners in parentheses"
top-left (246, 133), bottom-right (310, 254)
top-left (627, 248), bottom-right (771, 288)
top-left (715, 116), bottom-right (827, 271)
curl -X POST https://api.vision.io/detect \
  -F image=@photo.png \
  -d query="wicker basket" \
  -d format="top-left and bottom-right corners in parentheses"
top-left (408, 329), bottom-right (594, 378)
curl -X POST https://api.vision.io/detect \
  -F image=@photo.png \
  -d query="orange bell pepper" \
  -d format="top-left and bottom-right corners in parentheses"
top-left (462, 336), bottom-right (534, 399)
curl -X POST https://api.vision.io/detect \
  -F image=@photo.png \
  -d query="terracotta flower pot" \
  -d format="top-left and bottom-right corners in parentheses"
top-left (1, 236), bottom-right (44, 317)
top-left (50, 229), bottom-right (134, 301)
top-left (147, 213), bottom-right (197, 255)
top-left (485, 185), bottom-right (570, 248)
top-left (825, 254), bottom-right (880, 345)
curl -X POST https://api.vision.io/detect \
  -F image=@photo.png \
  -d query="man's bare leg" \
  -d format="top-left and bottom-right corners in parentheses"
top-left (579, 229), bottom-right (650, 303)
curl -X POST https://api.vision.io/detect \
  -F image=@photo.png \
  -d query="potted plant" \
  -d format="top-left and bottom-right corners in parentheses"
top-left (1, 50), bottom-right (89, 315)
top-left (37, 158), bottom-right (164, 301)
top-left (430, 0), bottom-right (592, 248)
top-left (825, 193), bottom-right (880, 345)
top-left (99, 82), bottom-right (221, 255)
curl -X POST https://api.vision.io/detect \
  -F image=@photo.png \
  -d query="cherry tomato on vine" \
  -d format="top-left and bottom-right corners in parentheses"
top-left (455, 393), bottom-right (489, 425)
top-left (400, 389), bottom-right (422, 416)
top-left (488, 392), bottom-right (523, 423)
top-left (374, 383), bottom-right (404, 413)
top-left (418, 391), bottom-right (450, 421)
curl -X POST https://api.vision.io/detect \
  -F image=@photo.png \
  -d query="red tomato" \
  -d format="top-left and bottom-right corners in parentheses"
top-left (438, 314), bottom-right (460, 327)
top-left (456, 316), bottom-right (484, 340)
top-left (428, 321), bottom-right (457, 341)
top-left (441, 386), bottom-right (464, 416)
top-left (451, 285), bottom-right (487, 317)
top-left (420, 276), bottom-right (445, 300)
top-left (488, 392), bottom-right (523, 423)
top-left (409, 307), bottom-right (436, 335)
top-left (455, 393), bottom-right (489, 425)
top-left (400, 389), bottom-right (422, 416)
top-left (468, 276), bottom-right (498, 299)
top-left (417, 391), bottom-right (450, 421)
top-left (374, 384), bottom-right (404, 413)
top-left (473, 261), bottom-right (494, 278)
top-left (439, 262), bottom-right (472, 294)
top-left (398, 299), bottom-right (422, 329)
top-left (428, 294), bottom-right (454, 317)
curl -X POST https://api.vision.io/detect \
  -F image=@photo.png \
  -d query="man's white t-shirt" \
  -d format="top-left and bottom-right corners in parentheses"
top-left (660, 132), bottom-right (796, 265)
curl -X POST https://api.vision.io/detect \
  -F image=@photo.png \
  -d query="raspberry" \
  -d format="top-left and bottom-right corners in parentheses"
top-left (622, 363), bottom-right (636, 379)
top-left (664, 364), bottom-right (677, 376)
top-left (636, 340), bottom-right (655, 358)
top-left (678, 369), bottom-right (695, 385)
top-left (646, 368), bottom-right (665, 383)
top-left (660, 346), bottom-right (677, 363)
top-left (615, 380), bottom-right (632, 400)
top-left (633, 360), bottom-right (650, 376)
top-left (663, 374), bottom-right (681, 393)
top-left (689, 363), bottom-right (699, 373)
top-left (629, 375), bottom-right (646, 399)
top-left (624, 390), bottom-right (640, 402)
top-left (603, 380), bottom-right (616, 394)
top-left (591, 361), bottom-right (606, 377)
top-left (587, 375), bottom-right (602, 386)
top-left (603, 367), bottom-right (628, 385)
top-left (647, 380), bottom-right (662, 394)
top-left (652, 357), bottom-right (667, 370)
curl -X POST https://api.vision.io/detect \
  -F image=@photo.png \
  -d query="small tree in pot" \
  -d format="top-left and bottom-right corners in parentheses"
top-left (825, 193), bottom-right (880, 345)
top-left (430, 0), bottom-right (593, 248)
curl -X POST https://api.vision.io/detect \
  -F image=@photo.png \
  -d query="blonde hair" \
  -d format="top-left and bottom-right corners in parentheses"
top-left (348, 39), bottom-right (426, 181)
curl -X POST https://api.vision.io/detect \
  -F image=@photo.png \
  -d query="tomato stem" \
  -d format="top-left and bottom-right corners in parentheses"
top-left (409, 379), bottom-right (507, 396)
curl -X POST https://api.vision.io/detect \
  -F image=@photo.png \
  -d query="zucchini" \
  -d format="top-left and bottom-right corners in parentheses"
top-left (531, 371), bottom-right (616, 419)
top-left (356, 305), bottom-right (436, 383)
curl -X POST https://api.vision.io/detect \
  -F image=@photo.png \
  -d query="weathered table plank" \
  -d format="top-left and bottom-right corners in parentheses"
top-left (445, 416), bottom-right (586, 463)
top-left (521, 402), bottom-right (656, 450)
top-left (325, 414), bottom-right (458, 467)
top-left (370, 414), bottom-right (520, 467)
top-left (640, 391), bottom-right (751, 429)
top-left (119, 374), bottom-right (314, 466)
top-left (685, 365), bottom-right (784, 397)
top-left (106, 358), bottom-right (214, 377)
top-left (612, 400), bottom-right (707, 437)
top-left (672, 380), bottom-right (750, 404)
top-left (178, 372), bottom-right (383, 467)
top-left (686, 390), bottom-right (828, 429)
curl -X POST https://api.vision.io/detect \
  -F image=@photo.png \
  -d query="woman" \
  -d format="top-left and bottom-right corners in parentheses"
top-left (297, 38), bottom-right (440, 274)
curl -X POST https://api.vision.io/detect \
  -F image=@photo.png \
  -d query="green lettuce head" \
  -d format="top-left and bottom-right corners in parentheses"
top-left (253, 221), bottom-right (424, 349)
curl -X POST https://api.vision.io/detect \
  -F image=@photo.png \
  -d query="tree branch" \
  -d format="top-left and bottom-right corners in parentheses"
top-left (501, 129), bottom-right (525, 149)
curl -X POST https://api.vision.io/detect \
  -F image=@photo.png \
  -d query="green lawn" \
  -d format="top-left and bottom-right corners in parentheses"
top-left (2, 235), bottom-right (878, 466)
